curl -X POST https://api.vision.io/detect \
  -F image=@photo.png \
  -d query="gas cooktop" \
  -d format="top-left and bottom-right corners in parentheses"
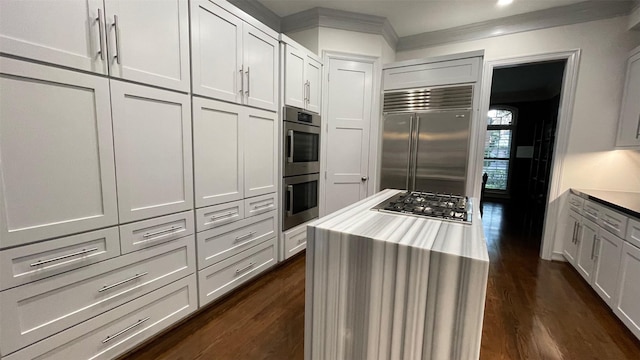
top-left (372, 191), bottom-right (472, 224)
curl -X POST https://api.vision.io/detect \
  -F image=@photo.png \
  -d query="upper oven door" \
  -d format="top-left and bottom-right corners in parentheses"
top-left (284, 121), bottom-right (321, 177)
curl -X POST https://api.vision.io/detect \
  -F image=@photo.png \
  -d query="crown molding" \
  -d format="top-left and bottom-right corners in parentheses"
top-left (228, 0), bottom-right (282, 32)
top-left (281, 7), bottom-right (399, 49)
top-left (397, 1), bottom-right (634, 51)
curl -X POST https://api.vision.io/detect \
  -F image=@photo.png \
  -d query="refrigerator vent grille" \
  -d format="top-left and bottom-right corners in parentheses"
top-left (383, 85), bottom-right (473, 112)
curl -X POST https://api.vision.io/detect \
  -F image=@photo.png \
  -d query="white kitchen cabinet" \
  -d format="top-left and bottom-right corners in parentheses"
top-left (193, 97), bottom-right (244, 207)
top-left (592, 230), bottom-right (624, 306)
top-left (0, 57), bottom-right (118, 248)
top-left (104, 0), bottom-right (190, 92)
top-left (244, 108), bottom-right (278, 198)
top-left (383, 57), bottom-right (481, 91)
top-left (614, 242), bottom-right (640, 339)
top-left (616, 46), bottom-right (640, 148)
top-left (111, 80), bottom-right (193, 223)
top-left (576, 218), bottom-right (598, 282)
top-left (190, 0), bottom-right (278, 111)
top-left (284, 44), bottom-right (323, 114)
top-left (562, 210), bottom-right (581, 265)
top-left (0, 0), bottom-right (108, 74)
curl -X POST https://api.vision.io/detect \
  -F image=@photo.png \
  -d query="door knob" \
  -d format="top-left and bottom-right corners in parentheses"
top-left (361, 176), bottom-right (368, 181)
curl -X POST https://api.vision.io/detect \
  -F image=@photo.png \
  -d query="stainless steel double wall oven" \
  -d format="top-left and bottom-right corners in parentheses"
top-left (283, 106), bottom-right (321, 230)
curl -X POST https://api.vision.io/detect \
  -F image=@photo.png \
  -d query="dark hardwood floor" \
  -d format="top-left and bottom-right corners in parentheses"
top-left (122, 202), bottom-right (640, 360)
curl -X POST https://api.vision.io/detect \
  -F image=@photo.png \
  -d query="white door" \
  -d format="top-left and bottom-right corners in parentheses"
top-left (0, 0), bottom-right (107, 74)
top-left (243, 24), bottom-right (278, 111)
top-left (306, 57), bottom-right (322, 114)
top-left (105, 0), bottom-right (190, 92)
top-left (193, 97), bottom-right (244, 207)
top-left (284, 45), bottom-right (306, 109)
top-left (0, 58), bottom-right (117, 247)
top-left (324, 59), bottom-right (374, 215)
top-left (614, 242), bottom-right (640, 339)
top-left (190, 0), bottom-right (243, 103)
top-left (576, 219), bottom-right (598, 281)
top-left (617, 51), bottom-right (640, 147)
top-left (562, 210), bottom-right (581, 265)
top-left (593, 230), bottom-right (623, 306)
top-left (244, 108), bottom-right (278, 198)
top-left (111, 81), bottom-right (193, 223)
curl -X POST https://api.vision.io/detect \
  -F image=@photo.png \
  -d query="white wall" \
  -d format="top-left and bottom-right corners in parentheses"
top-left (318, 28), bottom-right (395, 64)
top-left (397, 16), bottom-right (640, 257)
top-left (287, 28), bottom-right (319, 55)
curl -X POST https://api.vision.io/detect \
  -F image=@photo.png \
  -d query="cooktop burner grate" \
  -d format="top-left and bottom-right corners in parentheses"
top-left (372, 191), bottom-right (472, 224)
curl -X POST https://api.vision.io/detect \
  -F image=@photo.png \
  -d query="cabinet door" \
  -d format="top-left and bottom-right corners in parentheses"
top-left (193, 97), bottom-right (244, 207)
top-left (0, 0), bottom-right (107, 74)
top-left (244, 108), bottom-right (278, 198)
top-left (111, 81), bottom-right (193, 223)
top-left (306, 57), bottom-right (322, 114)
top-left (0, 58), bottom-right (117, 248)
top-left (190, 0), bottom-right (243, 103)
top-left (614, 242), bottom-right (640, 339)
top-left (284, 46), bottom-right (306, 109)
top-left (616, 51), bottom-right (640, 148)
top-left (105, 0), bottom-right (190, 92)
top-left (243, 24), bottom-right (278, 111)
top-left (593, 230), bottom-right (623, 306)
top-left (576, 219), bottom-right (598, 282)
top-left (563, 210), bottom-right (580, 265)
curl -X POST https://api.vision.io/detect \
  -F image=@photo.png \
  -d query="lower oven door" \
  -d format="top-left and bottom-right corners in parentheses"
top-left (283, 173), bottom-right (320, 231)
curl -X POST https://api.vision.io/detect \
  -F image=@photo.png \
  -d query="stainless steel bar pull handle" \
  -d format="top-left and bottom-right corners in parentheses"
top-left (572, 222), bottom-right (577, 244)
top-left (98, 272), bottom-right (148, 292)
top-left (254, 203), bottom-right (273, 209)
top-left (287, 185), bottom-right (294, 216)
top-left (30, 248), bottom-right (99, 267)
top-left (603, 220), bottom-right (619, 230)
top-left (245, 67), bottom-right (250, 97)
top-left (236, 262), bottom-right (255, 275)
top-left (239, 65), bottom-right (244, 95)
top-left (96, 9), bottom-right (105, 60)
top-left (235, 231), bottom-right (256, 242)
top-left (406, 115), bottom-right (414, 191)
top-left (112, 15), bottom-right (121, 64)
top-left (142, 226), bottom-right (180, 239)
top-left (636, 114), bottom-right (640, 139)
top-left (287, 130), bottom-right (295, 163)
top-left (412, 115), bottom-right (421, 191)
top-left (211, 211), bottom-right (236, 220)
top-left (102, 317), bottom-right (150, 344)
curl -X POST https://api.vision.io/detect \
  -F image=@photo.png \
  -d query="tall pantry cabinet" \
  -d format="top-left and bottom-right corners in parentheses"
top-left (0, 0), bottom-right (279, 358)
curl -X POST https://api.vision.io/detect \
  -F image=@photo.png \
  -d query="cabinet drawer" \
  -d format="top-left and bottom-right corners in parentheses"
top-left (567, 193), bottom-right (584, 213)
top-left (196, 200), bottom-right (245, 232)
top-left (198, 238), bottom-right (276, 307)
top-left (0, 227), bottom-right (120, 291)
top-left (0, 236), bottom-right (195, 355)
top-left (244, 193), bottom-right (277, 218)
top-left (284, 223), bottom-right (307, 260)
top-left (582, 200), bottom-right (602, 224)
top-left (599, 208), bottom-right (628, 239)
top-left (4, 274), bottom-right (197, 360)
top-left (119, 211), bottom-right (194, 254)
top-left (197, 212), bottom-right (276, 270)
top-left (627, 218), bottom-right (640, 249)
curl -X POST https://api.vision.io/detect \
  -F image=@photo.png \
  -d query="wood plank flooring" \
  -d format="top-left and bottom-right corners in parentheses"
top-left (122, 202), bottom-right (640, 360)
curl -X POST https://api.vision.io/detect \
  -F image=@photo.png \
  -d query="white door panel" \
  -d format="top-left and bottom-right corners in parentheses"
top-left (614, 242), bottom-right (640, 339)
top-left (105, 0), bottom-right (190, 91)
top-left (593, 230), bottom-right (623, 306)
top-left (285, 46), bottom-right (306, 109)
top-left (0, 0), bottom-right (108, 74)
top-left (325, 59), bottom-right (373, 215)
top-left (243, 24), bottom-right (278, 111)
top-left (111, 81), bottom-right (193, 223)
top-left (244, 109), bottom-right (277, 198)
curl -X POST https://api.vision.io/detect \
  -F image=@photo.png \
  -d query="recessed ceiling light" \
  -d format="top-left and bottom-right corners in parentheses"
top-left (497, 0), bottom-right (513, 6)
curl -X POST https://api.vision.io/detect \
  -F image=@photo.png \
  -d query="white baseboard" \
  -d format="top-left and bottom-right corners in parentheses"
top-left (551, 251), bottom-right (567, 262)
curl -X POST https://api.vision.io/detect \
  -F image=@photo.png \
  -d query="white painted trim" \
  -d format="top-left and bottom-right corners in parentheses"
top-left (319, 51), bottom-right (382, 217)
top-left (384, 50), bottom-right (485, 70)
top-left (551, 251), bottom-right (568, 262)
top-left (477, 50), bottom-right (581, 261)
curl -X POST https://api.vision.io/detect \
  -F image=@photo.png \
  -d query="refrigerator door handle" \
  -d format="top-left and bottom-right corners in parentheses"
top-left (406, 115), bottom-right (414, 191)
top-left (411, 115), bottom-right (421, 191)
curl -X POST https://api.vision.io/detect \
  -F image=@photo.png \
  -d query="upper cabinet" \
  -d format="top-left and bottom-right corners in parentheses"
top-left (104, 0), bottom-right (191, 92)
top-left (616, 46), bottom-right (640, 149)
top-left (190, 0), bottom-right (278, 112)
top-left (284, 44), bottom-right (323, 114)
top-left (0, 0), bottom-right (190, 92)
top-left (0, 0), bottom-right (108, 74)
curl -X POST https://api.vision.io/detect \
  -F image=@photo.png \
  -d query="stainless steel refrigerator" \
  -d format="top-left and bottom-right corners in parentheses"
top-left (379, 85), bottom-right (473, 195)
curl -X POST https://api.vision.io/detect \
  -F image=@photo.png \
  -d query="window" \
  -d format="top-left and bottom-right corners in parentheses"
top-left (483, 108), bottom-right (516, 191)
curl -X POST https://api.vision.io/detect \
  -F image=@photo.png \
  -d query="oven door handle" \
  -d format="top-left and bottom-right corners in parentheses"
top-left (287, 185), bottom-right (294, 216)
top-left (287, 130), bottom-right (294, 163)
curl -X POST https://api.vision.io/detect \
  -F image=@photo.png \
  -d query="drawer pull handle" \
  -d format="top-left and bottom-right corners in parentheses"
top-left (236, 262), bottom-right (255, 275)
top-left (99, 272), bottom-right (148, 293)
top-left (584, 210), bottom-right (597, 218)
top-left (211, 211), bottom-right (236, 221)
top-left (235, 231), bottom-right (256, 242)
top-left (298, 237), bottom-right (306, 244)
top-left (603, 220), bottom-right (619, 231)
top-left (254, 203), bottom-right (273, 210)
top-left (142, 226), bottom-right (181, 239)
top-left (30, 248), bottom-right (99, 267)
top-left (102, 317), bottom-right (150, 344)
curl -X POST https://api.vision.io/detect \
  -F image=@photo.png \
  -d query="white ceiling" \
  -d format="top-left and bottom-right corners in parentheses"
top-left (259, 0), bottom-right (588, 37)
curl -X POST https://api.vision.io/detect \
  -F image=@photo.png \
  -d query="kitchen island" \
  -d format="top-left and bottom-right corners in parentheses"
top-left (305, 189), bottom-right (489, 360)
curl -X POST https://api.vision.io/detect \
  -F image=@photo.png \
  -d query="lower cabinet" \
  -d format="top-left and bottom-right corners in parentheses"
top-left (562, 210), bottom-right (581, 265)
top-left (4, 274), bottom-right (197, 360)
top-left (283, 221), bottom-right (310, 260)
top-left (592, 230), bottom-right (624, 306)
top-left (614, 242), bottom-right (640, 339)
top-left (575, 218), bottom-right (598, 282)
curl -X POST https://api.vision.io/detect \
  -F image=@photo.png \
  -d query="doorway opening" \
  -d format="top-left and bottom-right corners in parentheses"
top-left (482, 60), bottom-right (567, 242)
